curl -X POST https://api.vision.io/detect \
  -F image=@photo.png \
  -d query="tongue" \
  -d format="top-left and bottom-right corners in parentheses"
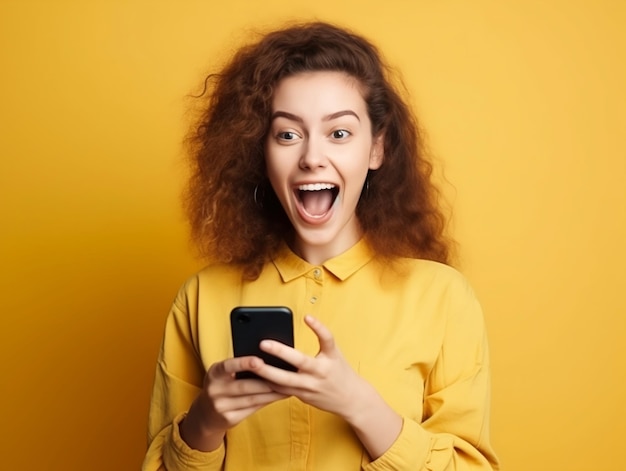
top-left (301, 190), bottom-right (333, 216)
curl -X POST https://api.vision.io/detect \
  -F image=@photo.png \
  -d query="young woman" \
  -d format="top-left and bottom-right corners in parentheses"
top-left (143, 22), bottom-right (499, 471)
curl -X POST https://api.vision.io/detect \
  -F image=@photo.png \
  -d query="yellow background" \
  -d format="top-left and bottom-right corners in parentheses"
top-left (1, 1), bottom-right (624, 469)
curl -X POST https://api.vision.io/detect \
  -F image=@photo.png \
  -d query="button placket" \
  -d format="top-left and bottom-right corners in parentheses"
top-left (305, 267), bottom-right (323, 313)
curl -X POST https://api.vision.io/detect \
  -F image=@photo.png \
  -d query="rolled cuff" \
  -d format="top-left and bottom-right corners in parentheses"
top-left (363, 418), bottom-right (433, 471)
top-left (163, 412), bottom-right (226, 471)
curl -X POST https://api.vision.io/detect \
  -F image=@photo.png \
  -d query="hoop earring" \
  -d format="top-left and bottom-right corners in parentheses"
top-left (253, 184), bottom-right (265, 208)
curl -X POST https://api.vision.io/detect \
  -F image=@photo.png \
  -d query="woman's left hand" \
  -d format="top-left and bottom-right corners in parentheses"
top-left (255, 315), bottom-right (367, 420)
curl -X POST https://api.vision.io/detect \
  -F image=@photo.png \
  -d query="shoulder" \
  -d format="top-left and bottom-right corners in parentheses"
top-left (196, 262), bottom-right (244, 284)
top-left (393, 257), bottom-right (484, 319)
top-left (181, 262), bottom-right (244, 288)
top-left (396, 257), bottom-right (473, 291)
top-left (172, 263), bottom-right (245, 309)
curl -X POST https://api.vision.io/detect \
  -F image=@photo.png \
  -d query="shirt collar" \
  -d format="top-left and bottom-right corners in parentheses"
top-left (272, 239), bottom-right (375, 282)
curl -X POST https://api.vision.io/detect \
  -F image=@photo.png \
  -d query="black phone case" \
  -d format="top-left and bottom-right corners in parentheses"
top-left (230, 306), bottom-right (297, 379)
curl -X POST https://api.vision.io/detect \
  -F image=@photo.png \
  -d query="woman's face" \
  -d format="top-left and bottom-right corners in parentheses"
top-left (265, 71), bottom-right (383, 264)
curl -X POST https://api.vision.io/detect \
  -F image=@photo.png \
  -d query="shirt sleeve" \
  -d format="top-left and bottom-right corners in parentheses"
top-left (364, 274), bottom-right (500, 471)
top-left (142, 277), bottom-right (226, 471)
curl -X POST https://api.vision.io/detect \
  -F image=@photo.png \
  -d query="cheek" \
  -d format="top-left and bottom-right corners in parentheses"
top-left (264, 149), bottom-right (280, 181)
top-left (264, 156), bottom-right (289, 199)
top-left (265, 165), bottom-right (281, 192)
top-left (265, 144), bottom-right (298, 184)
top-left (344, 149), bottom-right (374, 182)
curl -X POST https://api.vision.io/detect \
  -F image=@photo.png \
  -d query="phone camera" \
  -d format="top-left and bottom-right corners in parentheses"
top-left (236, 313), bottom-right (251, 324)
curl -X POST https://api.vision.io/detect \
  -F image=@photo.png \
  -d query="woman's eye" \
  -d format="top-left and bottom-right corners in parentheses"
top-left (332, 129), bottom-right (350, 139)
top-left (278, 131), bottom-right (297, 140)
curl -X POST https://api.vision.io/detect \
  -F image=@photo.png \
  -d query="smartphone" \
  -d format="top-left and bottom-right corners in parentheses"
top-left (230, 306), bottom-right (297, 379)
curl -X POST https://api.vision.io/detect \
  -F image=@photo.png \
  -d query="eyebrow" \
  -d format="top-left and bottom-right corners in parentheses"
top-left (270, 110), bottom-right (360, 122)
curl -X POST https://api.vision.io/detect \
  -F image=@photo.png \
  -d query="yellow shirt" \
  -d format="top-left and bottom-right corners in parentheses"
top-left (143, 240), bottom-right (499, 470)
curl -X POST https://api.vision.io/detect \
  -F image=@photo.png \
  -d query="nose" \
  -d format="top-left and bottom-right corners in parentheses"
top-left (299, 138), bottom-right (328, 170)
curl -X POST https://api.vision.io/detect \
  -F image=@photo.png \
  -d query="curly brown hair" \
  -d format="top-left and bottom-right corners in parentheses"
top-left (184, 21), bottom-right (452, 279)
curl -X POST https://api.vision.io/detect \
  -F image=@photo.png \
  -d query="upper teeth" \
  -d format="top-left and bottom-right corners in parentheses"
top-left (298, 183), bottom-right (336, 191)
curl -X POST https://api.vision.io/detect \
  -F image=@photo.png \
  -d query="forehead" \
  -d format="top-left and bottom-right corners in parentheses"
top-left (271, 71), bottom-right (367, 112)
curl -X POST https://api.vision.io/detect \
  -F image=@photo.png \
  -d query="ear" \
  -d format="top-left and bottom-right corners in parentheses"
top-left (369, 133), bottom-right (384, 170)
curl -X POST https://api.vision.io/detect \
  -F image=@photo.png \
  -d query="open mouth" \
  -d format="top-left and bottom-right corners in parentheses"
top-left (295, 183), bottom-right (339, 218)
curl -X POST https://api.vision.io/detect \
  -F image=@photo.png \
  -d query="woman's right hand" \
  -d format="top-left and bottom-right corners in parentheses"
top-left (179, 356), bottom-right (288, 452)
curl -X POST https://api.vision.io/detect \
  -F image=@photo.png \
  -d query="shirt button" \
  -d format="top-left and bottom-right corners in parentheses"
top-left (313, 268), bottom-right (321, 279)
top-left (310, 296), bottom-right (318, 304)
